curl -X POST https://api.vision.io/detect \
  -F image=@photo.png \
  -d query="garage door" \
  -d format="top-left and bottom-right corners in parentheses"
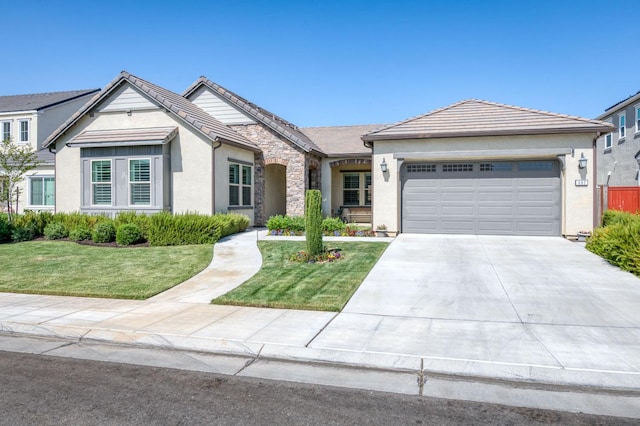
top-left (401, 160), bottom-right (561, 235)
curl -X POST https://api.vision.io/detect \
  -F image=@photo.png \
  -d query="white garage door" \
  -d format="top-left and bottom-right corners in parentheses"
top-left (401, 160), bottom-right (561, 235)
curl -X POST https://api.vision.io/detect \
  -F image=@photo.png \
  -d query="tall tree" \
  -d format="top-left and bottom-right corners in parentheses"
top-left (0, 138), bottom-right (41, 223)
top-left (305, 189), bottom-right (323, 256)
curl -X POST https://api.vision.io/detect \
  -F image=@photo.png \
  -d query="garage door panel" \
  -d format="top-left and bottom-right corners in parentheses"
top-left (402, 160), bottom-right (560, 236)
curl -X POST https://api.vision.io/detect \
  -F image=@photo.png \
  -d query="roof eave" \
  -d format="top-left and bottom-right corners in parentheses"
top-left (597, 92), bottom-right (640, 119)
top-left (362, 126), bottom-right (614, 141)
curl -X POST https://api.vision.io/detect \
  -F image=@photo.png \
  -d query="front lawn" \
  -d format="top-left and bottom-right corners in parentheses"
top-left (212, 241), bottom-right (388, 311)
top-left (0, 241), bottom-right (212, 299)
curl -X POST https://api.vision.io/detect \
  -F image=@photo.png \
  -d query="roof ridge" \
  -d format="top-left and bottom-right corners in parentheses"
top-left (301, 124), bottom-right (384, 130)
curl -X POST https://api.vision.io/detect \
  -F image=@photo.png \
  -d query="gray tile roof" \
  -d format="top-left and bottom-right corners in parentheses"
top-left (184, 77), bottom-right (324, 155)
top-left (300, 125), bottom-right (381, 157)
top-left (363, 99), bottom-right (615, 142)
top-left (0, 89), bottom-right (100, 113)
top-left (35, 148), bottom-right (55, 165)
top-left (68, 127), bottom-right (178, 146)
top-left (43, 72), bottom-right (258, 151)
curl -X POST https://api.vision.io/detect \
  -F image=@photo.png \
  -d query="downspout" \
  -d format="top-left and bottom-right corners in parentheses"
top-left (593, 132), bottom-right (601, 228)
top-left (211, 138), bottom-right (223, 214)
top-left (48, 145), bottom-right (56, 213)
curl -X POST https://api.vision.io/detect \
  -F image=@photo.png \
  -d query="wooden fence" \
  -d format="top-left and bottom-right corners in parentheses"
top-left (608, 187), bottom-right (640, 213)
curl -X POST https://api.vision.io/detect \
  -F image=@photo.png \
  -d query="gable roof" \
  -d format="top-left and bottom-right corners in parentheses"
top-left (43, 71), bottom-right (258, 151)
top-left (183, 77), bottom-right (324, 156)
top-left (0, 89), bottom-right (100, 113)
top-left (362, 99), bottom-right (614, 142)
top-left (597, 90), bottom-right (640, 119)
top-left (301, 124), bottom-right (380, 157)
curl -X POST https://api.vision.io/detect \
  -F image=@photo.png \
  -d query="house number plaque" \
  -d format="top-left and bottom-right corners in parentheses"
top-left (575, 180), bottom-right (588, 186)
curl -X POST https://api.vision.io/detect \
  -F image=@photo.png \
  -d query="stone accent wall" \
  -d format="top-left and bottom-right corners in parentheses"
top-left (329, 158), bottom-right (372, 168)
top-left (232, 124), bottom-right (321, 224)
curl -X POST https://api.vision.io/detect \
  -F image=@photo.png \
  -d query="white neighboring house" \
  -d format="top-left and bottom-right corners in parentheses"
top-left (0, 89), bottom-right (99, 213)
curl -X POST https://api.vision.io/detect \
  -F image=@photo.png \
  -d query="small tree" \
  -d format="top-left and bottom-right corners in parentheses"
top-left (305, 189), bottom-right (323, 256)
top-left (0, 138), bottom-right (41, 223)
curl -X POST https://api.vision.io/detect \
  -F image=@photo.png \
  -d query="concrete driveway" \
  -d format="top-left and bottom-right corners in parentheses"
top-left (310, 234), bottom-right (640, 376)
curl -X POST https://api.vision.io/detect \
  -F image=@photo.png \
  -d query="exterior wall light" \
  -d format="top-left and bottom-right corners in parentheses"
top-left (578, 153), bottom-right (587, 169)
top-left (380, 158), bottom-right (388, 173)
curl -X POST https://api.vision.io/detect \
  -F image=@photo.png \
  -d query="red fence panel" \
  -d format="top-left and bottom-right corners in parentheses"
top-left (608, 187), bottom-right (640, 213)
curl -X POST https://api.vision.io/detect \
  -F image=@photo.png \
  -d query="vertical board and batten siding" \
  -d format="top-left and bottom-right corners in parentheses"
top-left (608, 187), bottom-right (640, 213)
top-left (97, 86), bottom-right (158, 112)
top-left (401, 161), bottom-right (561, 236)
top-left (188, 87), bottom-right (256, 125)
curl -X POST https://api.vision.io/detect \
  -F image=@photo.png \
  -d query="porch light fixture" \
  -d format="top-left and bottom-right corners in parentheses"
top-left (635, 152), bottom-right (640, 168)
top-left (578, 153), bottom-right (587, 169)
top-left (380, 158), bottom-right (388, 173)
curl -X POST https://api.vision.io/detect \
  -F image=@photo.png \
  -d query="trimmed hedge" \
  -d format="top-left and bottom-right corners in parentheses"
top-left (305, 190), bottom-right (323, 255)
top-left (44, 223), bottom-right (68, 240)
top-left (587, 210), bottom-right (640, 275)
top-left (116, 223), bottom-right (144, 246)
top-left (0, 211), bottom-right (250, 246)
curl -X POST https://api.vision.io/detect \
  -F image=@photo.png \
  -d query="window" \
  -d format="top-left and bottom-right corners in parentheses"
top-left (91, 160), bottom-right (112, 205)
top-left (129, 159), bottom-right (151, 205)
top-left (342, 172), bottom-right (371, 206)
top-left (619, 113), bottom-right (626, 139)
top-left (407, 164), bottom-right (436, 173)
top-left (636, 106), bottom-right (640, 133)
top-left (229, 163), bottom-right (252, 206)
top-left (443, 163), bottom-right (473, 172)
top-left (19, 120), bottom-right (29, 143)
top-left (518, 161), bottom-right (554, 171)
top-left (480, 162), bottom-right (513, 172)
top-left (1, 121), bottom-right (10, 142)
top-left (29, 176), bottom-right (55, 206)
top-left (605, 132), bottom-right (613, 150)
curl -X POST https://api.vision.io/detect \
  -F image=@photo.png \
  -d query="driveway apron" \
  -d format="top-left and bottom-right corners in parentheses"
top-left (309, 234), bottom-right (640, 374)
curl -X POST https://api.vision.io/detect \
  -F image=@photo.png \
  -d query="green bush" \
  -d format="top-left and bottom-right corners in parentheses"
top-left (11, 225), bottom-right (36, 242)
top-left (587, 214), bottom-right (640, 275)
top-left (92, 221), bottom-right (116, 243)
top-left (266, 215), bottom-right (305, 232)
top-left (305, 190), bottom-right (323, 256)
top-left (0, 215), bottom-right (12, 243)
top-left (13, 210), bottom-right (54, 237)
top-left (214, 213), bottom-right (250, 237)
top-left (322, 217), bottom-right (346, 233)
top-left (69, 226), bottom-right (92, 242)
top-left (44, 222), bottom-right (68, 240)
top-left (115, 211), bottom-right (150, 240)
top-left (602, 210), bottom-right (637, 227)
top-left (54, 212), bottom-right (107, 232)
top-left (116, 223), bottom-right (144, 246)
top-left (147, 211), bottom-right (221, 246)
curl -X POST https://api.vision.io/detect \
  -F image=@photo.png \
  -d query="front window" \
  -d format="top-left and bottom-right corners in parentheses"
top-left (636, 106), bottom-right (640, 133)
top-left (91, 160), bottom-right (112, 205)
top-left (30, 176), bottom-right (55, 206)
top-left (19, 120), bottom-right (29, 143)
top-left (619, 113), bottom-right (626, 139)
top-left (129, 159), bottom-right (151, 205)
top-left (1, 121), bottom-right (10, 142)
top-left (229, 163), bottom-right (252, 206)
top-left (342, 172), bottom-right (371, 206)
top-left (605, 133), bottom-right (612, 149)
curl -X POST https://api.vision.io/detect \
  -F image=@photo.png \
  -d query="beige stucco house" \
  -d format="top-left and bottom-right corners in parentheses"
top-left (0, 89), bottom-right (99, 213)
top-left (362, 100), bottom-right (614, 236)
top-left (44, 72), bottom-right (261, 222)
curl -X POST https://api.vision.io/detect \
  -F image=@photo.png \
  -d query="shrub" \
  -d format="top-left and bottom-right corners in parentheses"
top-left (147, 211), bottom-right (221, 246)
top-left (213, 213), bottom-right (250, 238)
top-left (13, 210), bottom-right (54, 237)
top-left (322, 217), bottom-right (346, 233)
top-left (305, 190), bottom-right (323, 256)
top-left (0, 215), bottom-right (12, 243)
top-left (587, 216), bottom-right (640, 275)
top-left (266, 215), bottom-right (305, 233)
top-left (116, 223), bottom-right (144, 246)
top-left (92, 221), bottom-right (116, 243)
top-left (54, 212), bottom-right (107, 232)
top-left (44, 222), bottom-right (68, 240)
top-left (115, 211), bottom-right (150, 240)
top-left (69, 226), bottom-right (92, 242)
top-left (11, 225), bottom-right (36, 242)
top-left (602, 210), bottom-right (637, 227)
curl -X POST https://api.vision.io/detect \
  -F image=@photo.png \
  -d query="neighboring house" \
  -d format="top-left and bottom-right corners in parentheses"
top-left (43, 72), bottom-right (260, 222)
top-left (362, 100), bottom-right (613, 236)
top-left (0, 89), bottom-right (99, 213)
top-left (595, 90), bottom-right (640, 187)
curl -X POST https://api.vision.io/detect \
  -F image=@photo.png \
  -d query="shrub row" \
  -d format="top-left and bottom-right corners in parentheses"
top-left (0, 210), bottom-right (250, 246)
top-left (266, 214), bottom-right (375, 237)
top-left (586, 210), bottom-right (640, 275)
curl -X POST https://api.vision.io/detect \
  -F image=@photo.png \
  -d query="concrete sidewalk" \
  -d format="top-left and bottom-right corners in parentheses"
top-left (1, 230), bottom-right (639, 419)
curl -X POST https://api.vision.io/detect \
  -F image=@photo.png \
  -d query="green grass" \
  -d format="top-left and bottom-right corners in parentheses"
top-left (0, 241), bottom-right (213, 299)
top-left (212, 241), bottom-right (388, 311)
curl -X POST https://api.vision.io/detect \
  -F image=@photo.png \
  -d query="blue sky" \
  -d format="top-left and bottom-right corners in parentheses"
top-left (3, 0), bottom-right (638, 126)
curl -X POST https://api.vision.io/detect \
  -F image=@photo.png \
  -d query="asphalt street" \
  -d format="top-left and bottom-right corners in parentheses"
top-left (0, 349), bottom-right (635, 426)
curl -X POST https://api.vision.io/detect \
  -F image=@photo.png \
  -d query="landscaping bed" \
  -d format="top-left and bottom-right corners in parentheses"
top-left (586, 210), bottom-right (640, 276)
